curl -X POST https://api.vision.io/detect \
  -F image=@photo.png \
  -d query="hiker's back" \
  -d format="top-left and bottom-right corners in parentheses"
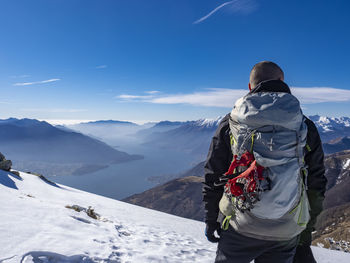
top-left (220, 91), bottom-right (310, 241)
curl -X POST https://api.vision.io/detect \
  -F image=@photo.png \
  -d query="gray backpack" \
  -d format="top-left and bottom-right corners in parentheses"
top-left (218, 92), bottom-right (310, 241)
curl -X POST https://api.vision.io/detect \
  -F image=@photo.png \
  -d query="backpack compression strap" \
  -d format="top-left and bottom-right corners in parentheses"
top-left (225, 152), bottom-right (255, 175)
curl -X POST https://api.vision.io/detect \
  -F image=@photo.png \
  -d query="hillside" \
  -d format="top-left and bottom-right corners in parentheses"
top-left (323, 137), bottom-right (350, 154)
top-left (1, 169), bottom-right (349, 263)
top-left (148, 161), bottom-right (205, 184)
top-left (312, 203), bottom-right (350, 251)
top-left (124, 149), bottom-right (350, 254)
top-left (0, 118), bottom-right (142, 176)
top-left (124, 176), bottom-right (205, 221)
top-left (323, 150), bottom-right (350, 209)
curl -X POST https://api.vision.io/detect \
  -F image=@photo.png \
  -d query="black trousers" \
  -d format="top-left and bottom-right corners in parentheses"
top-left (215, 225), bottom-right (298, 263)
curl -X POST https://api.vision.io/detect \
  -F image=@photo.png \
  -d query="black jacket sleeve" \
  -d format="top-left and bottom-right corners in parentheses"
top-left (300, 117), bottom-right (327, 245)
top-left (203, 114), bottom-right (232, 223)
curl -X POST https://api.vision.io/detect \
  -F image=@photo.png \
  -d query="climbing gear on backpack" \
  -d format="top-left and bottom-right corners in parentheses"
top-left (218, 151), bottom-right (265, 212)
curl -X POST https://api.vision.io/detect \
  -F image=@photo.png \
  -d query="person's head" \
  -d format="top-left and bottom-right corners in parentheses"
top-left (249, 61), bottom-right (284, 91)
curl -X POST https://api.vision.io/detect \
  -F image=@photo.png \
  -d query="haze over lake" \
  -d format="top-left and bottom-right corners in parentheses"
top-left (47, 142), bottom-right (200, 200)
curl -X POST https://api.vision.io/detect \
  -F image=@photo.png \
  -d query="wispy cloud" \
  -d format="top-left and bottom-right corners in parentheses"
top-left (21, 108), bottom-right (87, 113)
top-left (10, 74), bottom-right (31, 79)
top-left (194, 0), bottom-right (257, 24)
top-left (0, 99), bottom-right (15, 105)
top-left (291, 87), bottom-right (350, 104)
top-left (145, 90), bottom-right (160, 94)
top-left (13, 78), bottom-right (60, 86)
top-left (42, 119), bottom-right (96, 125)
top-left (96, 65), bottom-right (107, 69)
top-left (116, 91), bottom-right (161, 101)
top-left (150, 89), bottom-right (246, 107)
top-left (116, 87), bottom-right (350, 108)
top-left (117, 94), bottom-right (154, 100)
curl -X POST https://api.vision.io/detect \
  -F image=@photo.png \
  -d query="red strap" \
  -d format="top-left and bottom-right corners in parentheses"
top-left (225, 156), bottom-right (265, 197)
top-left (225, 151), bottom-right (255, 175)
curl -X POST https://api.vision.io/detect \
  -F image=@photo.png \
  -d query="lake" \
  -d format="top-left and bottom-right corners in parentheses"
top-left (47, 144), bottom-right (202, 200)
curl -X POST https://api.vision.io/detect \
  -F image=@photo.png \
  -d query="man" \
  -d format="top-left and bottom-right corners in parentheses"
top-left (203, 61), bottom-right (327, 263)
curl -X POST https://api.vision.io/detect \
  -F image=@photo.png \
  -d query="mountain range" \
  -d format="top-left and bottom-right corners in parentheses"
top-left (65, 115), bottom-right (350, 156)
top-left (0, 118), bottom-right (142, 176)
top-left (140, 118), bottom-right (222, 161)
top-left (308, 115), bottom-right (350, 142)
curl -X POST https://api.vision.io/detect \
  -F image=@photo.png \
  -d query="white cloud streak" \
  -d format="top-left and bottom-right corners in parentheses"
top-left (194, 0), bottom-right (236, 24)
top-left (291, 87), bottom-right (350, 104)
top-left (42, 119), bottom-right (96, 125)
top-left (116, 87), bottom-right (350, 108)
top-left (13, 78), bottom-right (60, 86)
top-left (21, 108), bottom-right (87, 113)
top-left (150, 89), bottom-right (246, 107)
top-left (117, 94), bottom-right (154, 100)
top-left (0, 101), bottom-right (14, 105)
top-left (96, 65), bottom-right (107, 69)
top-left (193, 0), bottom-right (257, 24)
top-left (10, 74), bottom-right (31, 78)
top-left (145, 90), bottom-right (160, 94)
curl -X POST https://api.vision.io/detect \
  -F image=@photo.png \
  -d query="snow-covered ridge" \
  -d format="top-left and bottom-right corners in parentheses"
top-left (1, 170), bottom-right (349, 262)
top-left (0, 170), bottom-right (214, 262)
top-left (309, 115), bottom-right (350, 132)
top-left (344, 159), bottom-right (350, 170)
top-left (191, 116), bottom-right (223, 128)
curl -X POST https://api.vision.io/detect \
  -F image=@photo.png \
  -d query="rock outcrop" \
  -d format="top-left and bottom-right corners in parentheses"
top-left (0, 152), bottom-right (12, 171)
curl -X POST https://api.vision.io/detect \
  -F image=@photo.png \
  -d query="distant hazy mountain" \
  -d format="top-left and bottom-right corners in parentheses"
top-left (81, 120), bottom-right (138, 125)
top-left (141, 115), bottom-right (350, 161)
top-left (323, 137), bottom-right (350, 154)
top-left (65, 119), bottom-right (162, 147)
top-left (65, 120), bottom-right (143, 146)
top-left (135, 120), bottom-right (186, 139)
top-left (0, 118), bottom-right (142, 175)
top-left (142, 118), bottom-right (222, 161)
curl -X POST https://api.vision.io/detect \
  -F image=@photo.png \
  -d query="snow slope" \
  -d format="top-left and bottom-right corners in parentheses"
top-left (1, 170), bottom-right (349, 263)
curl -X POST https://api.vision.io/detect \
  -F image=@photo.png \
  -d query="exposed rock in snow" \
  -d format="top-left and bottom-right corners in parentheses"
top-left (0, 152), bottom-right (12, 171)
top-left (344, 159), bottom-right (350, 170)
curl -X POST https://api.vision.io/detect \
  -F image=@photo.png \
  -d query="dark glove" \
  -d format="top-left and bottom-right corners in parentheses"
top-left (293, 244), bottom-right (316, 263)
top-left (298, 229), bottom-right (312, 247)
top-left (205, 222), bottom-right (221, 243)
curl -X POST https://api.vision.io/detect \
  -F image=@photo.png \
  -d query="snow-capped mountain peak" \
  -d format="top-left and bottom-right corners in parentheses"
top-left (309, 115), bottom-right (350, 131)
top-left (194, 117), bottom-right (223, 128)
top-left (307, 115), bottom-right (350, 142)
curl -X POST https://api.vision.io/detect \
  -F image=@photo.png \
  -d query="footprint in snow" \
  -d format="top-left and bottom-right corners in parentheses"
top-left (20, 251), bottom-right (124, 263)
top-left (20, 251), bottom-right (95, 263)
top-left (114, 224), bottom-right (131, 237)
top-left (70, 215), bottom-right (92, 224)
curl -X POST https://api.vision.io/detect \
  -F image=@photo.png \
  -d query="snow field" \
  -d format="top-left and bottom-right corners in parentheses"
top-left (1, 170), bottom-right (350, 262)
top-left (0, 170), bottom-right (215, 262)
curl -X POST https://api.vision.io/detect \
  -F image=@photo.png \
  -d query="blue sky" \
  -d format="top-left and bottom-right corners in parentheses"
top-left (0, 0), bottom-right (349, 124)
